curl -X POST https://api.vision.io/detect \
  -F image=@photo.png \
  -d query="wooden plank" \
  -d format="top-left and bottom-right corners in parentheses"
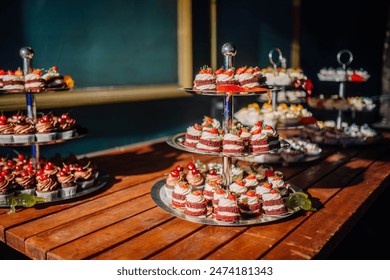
top-left (204, 146), bottom-right (384, 260)
top-left (263, 153), bottom-right (390, 259)
top-left (5, 178), bottom-right (158, 254)
top-left (46, 207), bottom-right (173, 260)
top-left (25, 194), bottom-right (156, 259)
top-left (91, 218), bottom-right (205, 260)
top-left (149, 225), bottom-right (248, 260)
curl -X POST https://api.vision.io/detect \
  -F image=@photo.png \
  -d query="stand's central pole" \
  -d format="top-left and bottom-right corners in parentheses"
top-left (20, 46), bottom-right (40, 168)
top-left (221, 43), bottom-right (237, 187)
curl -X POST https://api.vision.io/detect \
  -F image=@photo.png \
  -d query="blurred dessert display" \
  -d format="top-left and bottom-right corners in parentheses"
top-left (234, 103), bottom-right (316, 127)
top-left (317, 67), bottom-right (370, 82)
top-left (307, 95), bottom-right (377, 112)
top-left (302, 121), bottom-right (378, 145)
top-left (258, 89), bottom-right (307, 104)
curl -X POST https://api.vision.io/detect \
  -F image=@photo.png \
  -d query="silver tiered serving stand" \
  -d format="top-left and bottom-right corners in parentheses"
top-left (0, 47), bottom-right (109, 207)
top-left (335, 49), bottom-right (353, 130)
top-left (152, 43), bottom-right (302, 226)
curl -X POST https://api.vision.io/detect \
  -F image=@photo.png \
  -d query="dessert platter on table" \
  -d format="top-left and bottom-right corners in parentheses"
top-left (0, 47), bottom-right (108, 212)
top-left (152, 43), bottom-right (313, 226)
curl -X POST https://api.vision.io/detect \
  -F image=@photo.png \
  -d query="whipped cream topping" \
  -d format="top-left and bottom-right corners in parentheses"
top-left (262, 192), bottom-right (282, 201)
top-left (218, 196), bottom-right (238, 207)
top-left (37, 177), bottom-right (58, 192)
top-left (186, 172), bottom-right (204, 186)
top-left (216, 74), bottom-right (236, 83)
top-left (186, 192), bottom-right (206, 203)
top-left (255, 185), bottom-right (271, 196)
top-left (187, 126), bottom-right (202, 136)
top-left (200, 131), bottom-right (221, 140)
top-left (262, 204), bottom-right (285, 211)
top-left (239, 194), bottom-right (259, 205)
top-left (244, 177), bottom-right (258, 188)
top-left (173, 183), bottom-right (192, 196)
top-left (196, 142), bottom-right (221, 151)
top-left (229, 182), bottom-right (247, 194)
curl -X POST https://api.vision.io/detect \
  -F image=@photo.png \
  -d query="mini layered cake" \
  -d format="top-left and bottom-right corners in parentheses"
top-left (24, 69), bottom-right (45, 92)
top-left (222, 130), bottom-right (244, 154)
top-left (243, 174), bottom-right (259, 190)
top-left (0, 69), bottom-right (6, 88)
top-left (238, 190), bottom-right (262, 217)
top-left (262, 189), bottom-right (287, 215)
top-left (193, 65), bottom-right (216, 91)
top-left (235, 66), bottom-right (265, 90)
top-left (215, 67), bottom-right (241, 92)
top-left (183, 123), bottom-right (202, 148)
top-left (202, 179), bottom-right (220, 202)
top-left (212, 187), bottom-right (227, 210)
top-left (196, 128), bottom-right (222, 153)
top-left (215, 193), bottom-right (241, 223)
top-left (2, 69), bottom-right (24, 91)
top-left (42, 66), bottom-right (67, 89)
top-left (255, 181), bottom-right (272, 199)
top-left (184, 190), bottom-right (208, 218)
top-left (171, 182), bottom-right (192, 209)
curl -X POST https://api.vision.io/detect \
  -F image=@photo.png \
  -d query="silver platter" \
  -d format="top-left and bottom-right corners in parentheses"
top-left (166, 132), bottom-right (289, 158)
top-left (151, 179), bottom-right (300, 226)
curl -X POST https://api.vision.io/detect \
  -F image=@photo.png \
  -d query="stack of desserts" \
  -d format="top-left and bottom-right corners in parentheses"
top-left (183, 116), bottom-right (280, 155)
top-left (164, 160), bottom-right (291, 223)
top-left (317, 67), bottom-right (370, 82)
top-left (0, 111), bottom-right (78, 144)
top-left (307, 95), bottom-right (376, 112)
top-left (192, 65), bottom-right (268, 93)
top-left (0, 153), bottom-right (99, 202)
top-left (302, 120), bottom-right (378, 145)
top-left (0, 66), bottom-right (73, 93)
top-left (234, 103), bottom-right (315, 127)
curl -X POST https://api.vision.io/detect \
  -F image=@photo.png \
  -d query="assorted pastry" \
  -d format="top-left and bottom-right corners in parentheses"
top-left (0, 153), bottom-right (99, 202)
top-left (0, 111), bottom-right (78, 144)
top-left (317, 67), bottom-right (370, 82)
top-left (164, 160), bottom-right (296, 223)
top-left (0, 66), bottom-right (74, 93)
top-left (258, 89), bottom-right (307, 104)
top-left (303, 121), bottom-right (378, 145)
top-left (183, 116), bottom-right (280, 155)
top-left (307, 95), bottom-right (376, 112)
top-left (234, 103), bottom-right (315, 127)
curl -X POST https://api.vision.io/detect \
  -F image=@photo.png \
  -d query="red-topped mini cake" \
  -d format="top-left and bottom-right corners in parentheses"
top-left (165, 168), bottom-right (185, 199)
top-left (42, 66), bottom-right (67, 89)
top-left (2, 69), bottom-right (24, 91)
top-left (196, 128), bottom-right (222, 153)
top-left (215, 193), bottom-right (241, 223)
top-left (171, 182), bottom-right (192, 209)
top-left (183, 123), bottom-right (202, 148)
top-left (238, 190), bottom-right (262, 217)
top-left (262, 189), bottom-right (287, 215)
top-left (228, 179), bottom-right (248, 196)
top-left (185, 167), bottom-right (204, 191)
top-left (25, 69), bottom-right (45, 92)
top-left (215, 67), bottom-right (242, 92)
top-left (184, 190), bottom-right (208, 218)
top-left (236, 66), bottom-right (266, 90)
top-left (193, 65), bottom-right (216, 91)
top-left (222, 129), bottom-right (244, 154)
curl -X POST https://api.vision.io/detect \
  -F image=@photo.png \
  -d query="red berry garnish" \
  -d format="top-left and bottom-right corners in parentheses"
top-left (263, 182), bottom-right (272, 189)
top-left (6, 160), bottom-right (15, 168)
top-left (270, 189), bottom-right (278, 194)
top-left (191, 168), bottom-right (199, 175)
top-left (252, 128), bottom-right (262, 135)
top-left (59, 171), bottom-right (67, 177)
top-left (209, 169), bottom-right (217, 175)
top-left (209, 128), bottom-right (219, 134)
top-left (246, 174), bottom-right (256, 180)
top-left (1, 170), bottom-right (9, 176)
top-left (44, 164), bottom-right (53, 171)
top-left (0, 176), bottom-right (4, 182)
top-left (246, 190), bottom-right (256, 197)
top-left (77, 166), bottom-right (83, 172)
top-left (36, 169), bottom-right (44, 176)
top-left (39, 174), bottom-right (48, 181)
top-left (0, 114), bottom-right (7, 121)
top-left (18, 154), bottom-right (25, 161)
top-left (175, 165), bottom-right (184, 172)
top-left (0, 119), bottom-right (6, 125)
top-left (215, 188), bottom-right (226, 195)
top-left (15, 165), bottom-right (23, 171)
top-left (62, 166), bottom-right (71, 173)
top-left (26, 165), bottom-right (34, 173)
top-left (236, 180), bottom-right (245, 186)
top-left (170, 170), bottom-right (179, 177)
top-left (187, 162), bottom-right (195, 170)
top-left (21, 171), bottom-right (29, 178)
top-left (265, 170), bottom-right (275, 177)
top-left (227, 193), bottom-right (237, 200)
top-left (192, 190), bottom-right (202, 196)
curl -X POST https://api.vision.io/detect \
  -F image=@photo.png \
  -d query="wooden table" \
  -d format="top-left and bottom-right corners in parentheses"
top-left (1, 132), bottom-right (390, 260)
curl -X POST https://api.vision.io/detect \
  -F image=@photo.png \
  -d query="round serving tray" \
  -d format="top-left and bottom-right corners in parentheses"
top-left (0, 129), bottom-right (87, 147)
top-left (180, 86), bottom-right (279, 96)
top-left (166, 132), bottom-right (289, 157)
top-left (0, 172), bottom-right (109, 208)
top-left (237, 149), bottom-right (322, 164)
top-left (0, 87), bottom-right (70, 94)
top-left (151, 179), bottom-right (300, 226)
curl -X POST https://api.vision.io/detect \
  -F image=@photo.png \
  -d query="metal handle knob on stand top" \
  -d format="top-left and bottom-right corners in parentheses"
top-left (336, 49), bottom-right (353, 129)
top-left (20, 46), bottom-right (40, 168)
top-left (268, 48), bottom-right (285, 111)
top-left (221, 42), bottom-right (237, 187)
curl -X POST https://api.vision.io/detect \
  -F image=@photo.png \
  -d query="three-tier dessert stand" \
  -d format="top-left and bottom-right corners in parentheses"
top-left (0, 47), bottom-right (109, 206)
top-left (151, 43), bottom-right (303, 226)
